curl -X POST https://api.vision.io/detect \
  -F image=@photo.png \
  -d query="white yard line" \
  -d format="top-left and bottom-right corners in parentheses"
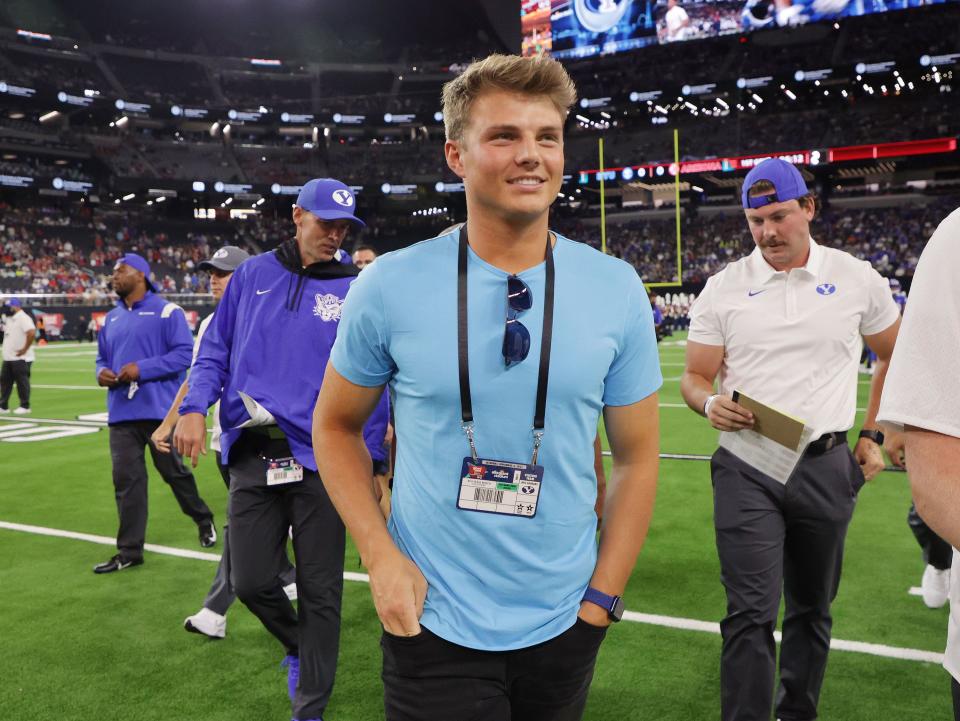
top-left (0, 520), bottom-right (943, 666)
top-left (33, 384), bottom-right (106, 390)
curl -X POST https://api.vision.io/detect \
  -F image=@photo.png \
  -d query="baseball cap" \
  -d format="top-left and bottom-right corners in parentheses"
top-left (115, 252), bottom-right (157, 292)
top-left (198, 245), bottom-right (250, 272)
top-left (5, 298), bottom-right (21, 307)
top-left (295, 178), bottom-right (365, 228)
top-left (741, 158), bottom-right (810, 209)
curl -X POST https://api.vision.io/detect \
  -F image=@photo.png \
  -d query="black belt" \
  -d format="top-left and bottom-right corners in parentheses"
top-left (805, 431), bottom-right (847, 457)
top-left (238, 427), bottom-right (292, 460)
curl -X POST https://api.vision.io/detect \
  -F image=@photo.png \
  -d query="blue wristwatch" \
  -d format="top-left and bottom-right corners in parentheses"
top-left (582, 586), bottom-right (624, 622)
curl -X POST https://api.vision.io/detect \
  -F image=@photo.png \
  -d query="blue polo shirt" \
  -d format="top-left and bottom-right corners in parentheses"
top-left (331, 229), bottom-right (661, 651)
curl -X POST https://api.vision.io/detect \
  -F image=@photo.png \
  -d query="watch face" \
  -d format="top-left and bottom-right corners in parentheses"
top-left (611, 596), bottom-right (625, 622)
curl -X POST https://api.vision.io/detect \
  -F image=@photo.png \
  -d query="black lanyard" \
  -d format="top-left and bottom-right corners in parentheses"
top-left (457, 225), bottom-right (555, 464)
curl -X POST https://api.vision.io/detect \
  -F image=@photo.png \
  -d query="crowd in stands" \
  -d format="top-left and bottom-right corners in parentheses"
top-left (2, 196), bottom-right (956, 303)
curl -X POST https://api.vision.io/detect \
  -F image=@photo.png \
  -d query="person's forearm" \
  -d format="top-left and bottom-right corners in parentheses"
top-left (680, 371), bottom-right (716, 416)
top-left (907, 429), bottom-right (960, 548)
top-left (861, 358), bottom-right (889, 430)
top-left (19, 331), bottom-right (34, 355)
top-left (161, 380), bottom-right (190, 429)
top-left (588, 454), bottom-right (659, 595)
top-left (314, 427), bottom-right (397, 567)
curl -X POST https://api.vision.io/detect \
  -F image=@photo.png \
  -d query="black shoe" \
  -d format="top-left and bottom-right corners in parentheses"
top-left (93, 554), bottom-right (143, 574)
top-left (199, 520), bottom-right (217, 548)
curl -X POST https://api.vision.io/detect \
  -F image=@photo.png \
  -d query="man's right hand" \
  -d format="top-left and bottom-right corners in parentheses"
top-left (706, 395), bottom-right (755, 432)
top-left (367, 545), bottom-right (428, 637)
top-left (174, 413), bottom-right (207, 468)
top-left (97, 368), bottom-right (119, 388)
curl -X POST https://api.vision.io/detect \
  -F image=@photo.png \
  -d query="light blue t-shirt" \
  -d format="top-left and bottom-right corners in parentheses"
top-left (331, 229), bottom-right (662, 650)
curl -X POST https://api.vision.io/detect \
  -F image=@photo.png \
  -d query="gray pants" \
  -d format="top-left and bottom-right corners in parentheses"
top-left (109, 421), bottom-right (214, 561)
top-left (0, 359), bottom-right (31, 409)
top-left (201, 454), bottom-right (296, 616)
top-left (711, 444), bottom-right (863, 721)
top-left (908, 502), bottom-right (953, 571)
top-left (228, 441), bottom-right (345, 720)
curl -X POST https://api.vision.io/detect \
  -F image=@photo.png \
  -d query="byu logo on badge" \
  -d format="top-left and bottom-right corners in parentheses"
top-left (313, 293), bottom-right (344, 321)
top-left (816, 283), bottom-right (837, 296)
top-left (331, 189), bottom-right (353, 207)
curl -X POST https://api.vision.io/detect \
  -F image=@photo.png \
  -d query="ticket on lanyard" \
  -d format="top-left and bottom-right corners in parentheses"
top-left (266, 457), bottom-right (304, 486)
top-left (457, 457), bottom-right (543, 518)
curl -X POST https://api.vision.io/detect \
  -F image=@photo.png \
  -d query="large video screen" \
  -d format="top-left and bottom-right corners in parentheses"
top-left (521, 0), bottom-right (958, 59)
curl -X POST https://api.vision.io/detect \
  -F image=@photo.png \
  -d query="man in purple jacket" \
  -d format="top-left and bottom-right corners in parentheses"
top-left (175, 178), bottom-right (383, 721)
top-left (93, 252), bottom-right (216, 574)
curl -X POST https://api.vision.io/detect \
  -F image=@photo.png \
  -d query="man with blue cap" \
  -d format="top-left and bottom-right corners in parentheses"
top-left (681, 158), bottom-right (902, 721)
top-left (93, 252), bottom-right (216, 574)
top-left (0, 297), bottom-right (36, 415)
top-left (175, 179), bottom-right (388, 721)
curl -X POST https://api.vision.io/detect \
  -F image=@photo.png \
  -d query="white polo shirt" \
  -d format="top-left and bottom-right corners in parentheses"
top-left (192, 313), bottom-right (222, 453)
top-left (2, 310), bottom-right (36, 362)
top-left (877, 207), bottom-right (960, 682)
top-left (689, 237), bottom-right (900, 438)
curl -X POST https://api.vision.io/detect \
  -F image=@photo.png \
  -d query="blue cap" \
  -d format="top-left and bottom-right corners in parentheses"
top-left (296, 178), bottom-right (365, 228)
top-left (6, 297), bottom-right (21, 307)
top-left (115, 252), bottom-right (157, 291)
top-left (741, 158), bottom-right (809, 209)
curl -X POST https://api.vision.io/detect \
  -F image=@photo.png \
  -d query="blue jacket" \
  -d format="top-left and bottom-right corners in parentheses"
top-left (181, 239), bottom-right (389, 470)
top-left (95, 291), bottom-right (194, 423)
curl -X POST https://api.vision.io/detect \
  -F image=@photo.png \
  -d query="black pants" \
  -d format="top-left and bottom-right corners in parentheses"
top-left (908, 503), bottom-right (954, 571)
top-left (200, 452), bottom-right (296, 616)
top-left (0, 359), bottom-right (31, 409)
top-left (109, 421), bottom-right (214, 561)
top-left (228, 441), bottom-right (345, 720)
top-left (953, 676), bottom-right (960, 721)
top-left (381, 619), bottom-right (606, 721)
top-left (711, 444), bottom-right (863, 721)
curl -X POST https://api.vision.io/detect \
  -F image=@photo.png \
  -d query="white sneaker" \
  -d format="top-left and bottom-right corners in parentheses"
top-left (184, 607), bottom-right (226, 638)
top-left (921, 564), bottom-right (950, 609)
top-left (283, 582), bottom-right (298, 601)
top-left (12, 407), bottom-right (30, 415)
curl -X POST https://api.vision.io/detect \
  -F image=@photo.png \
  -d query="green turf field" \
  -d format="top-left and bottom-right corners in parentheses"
top-left (0, 336), bottom-right (953, 720)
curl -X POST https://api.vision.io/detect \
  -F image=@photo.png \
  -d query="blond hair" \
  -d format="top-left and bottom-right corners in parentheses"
top-left (441, 53), bottom-right (577, 142)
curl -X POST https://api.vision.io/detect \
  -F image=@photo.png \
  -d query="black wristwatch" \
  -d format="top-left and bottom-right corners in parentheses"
top-left (858, 429), bottom-right (885, 446)
top-left (582, 587), bottom-right (624, 622)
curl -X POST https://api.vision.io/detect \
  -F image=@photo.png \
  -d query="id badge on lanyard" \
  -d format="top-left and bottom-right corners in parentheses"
top-left (454, 227), bottom-right (554, 520)
top-left (266, 457), bottom-right (304, 486)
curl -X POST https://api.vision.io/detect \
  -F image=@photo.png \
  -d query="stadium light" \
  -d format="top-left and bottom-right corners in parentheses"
top-left (122, 193), bottom-right (135, 201)
top-left (39, 110), bottom-right (60, 123)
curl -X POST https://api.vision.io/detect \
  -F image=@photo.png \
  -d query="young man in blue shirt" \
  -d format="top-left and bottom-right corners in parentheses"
top-left (313, 54), bottom-right (662, 721)
top-left (175, 179), bottom-right (386, 721)
top-left (93, 253), bottom-right (215, 573)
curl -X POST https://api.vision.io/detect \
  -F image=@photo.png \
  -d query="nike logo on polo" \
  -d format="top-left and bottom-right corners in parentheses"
top-left (747, 290), bottom-right (766, 297)
top-left (256, 289), bottom-right (271, 295)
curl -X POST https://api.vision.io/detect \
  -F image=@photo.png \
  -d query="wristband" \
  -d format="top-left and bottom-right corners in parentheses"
top-left (704, 394), bottom-right (721, 417)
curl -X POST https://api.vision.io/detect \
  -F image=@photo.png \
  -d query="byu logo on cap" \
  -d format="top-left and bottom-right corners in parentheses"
top-left (332, 189), bottom-right (354, 207)
top-left (213, 249), bottom-right (228, 259)
top-left (816, 283), bottom-right (837, 296)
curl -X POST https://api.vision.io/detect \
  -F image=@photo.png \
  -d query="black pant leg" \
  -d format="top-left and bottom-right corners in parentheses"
top-left (12, 360), bottom-right (30, 408)
top-left (508, 619), bottom-right (607, 721)
top-left (952, 676), bottom-right (960, 721)
top-left (711, 448), bottom-right (787, 721)
top-left (227, 446), bottom-right (298, 654)
top-left (109, 423), bottom-right (150, 561)
top-left (146, 421), bottom-right (214, 525)
top-left (287, 469), bottom-right (346, 721)
top-left (908, 503), bottom-right (954, 570)
top-left (381, 629), bottom-right (510, 721)
top-left (0, 361), bottom-right (13, 409)
top-left (775, 447), bottom-right (858, 721)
